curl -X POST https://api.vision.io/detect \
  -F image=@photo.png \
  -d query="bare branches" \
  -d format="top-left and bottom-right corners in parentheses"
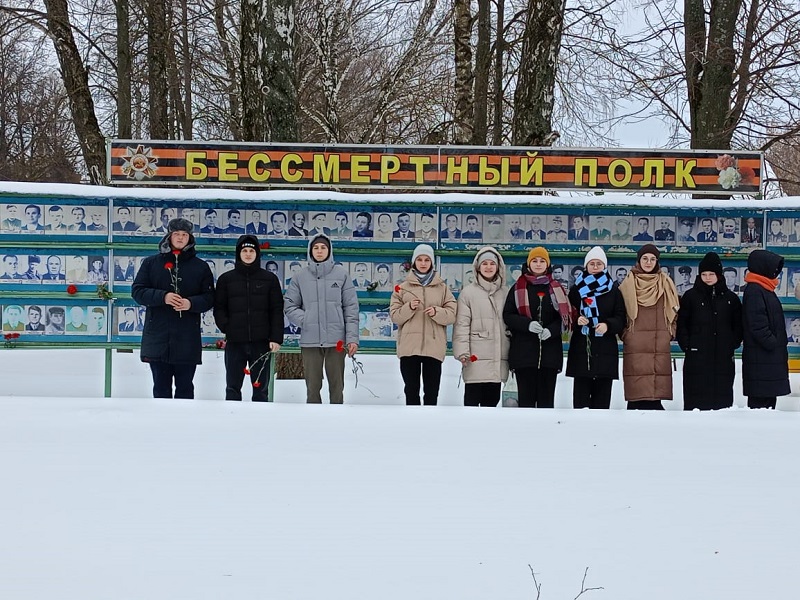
top-left (528, 564), bottom-right (603, 599)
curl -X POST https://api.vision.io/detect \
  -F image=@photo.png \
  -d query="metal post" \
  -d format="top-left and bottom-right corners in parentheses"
top-left (104, 347), bottom-right (113, 397)
top-left (268, 352), bottom-right (277, 402)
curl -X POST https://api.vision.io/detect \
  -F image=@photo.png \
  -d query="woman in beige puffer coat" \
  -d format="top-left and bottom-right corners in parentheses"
top-left (452, 246), bottom-right (510, 407)
top-left (390, 244), bottom-right (457, 405)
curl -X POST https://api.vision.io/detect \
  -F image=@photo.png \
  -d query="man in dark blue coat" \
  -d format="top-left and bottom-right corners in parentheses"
top-left (213, 235), bottom-right (284, 401)
top-left (132, 218), bottom-right (215, 398)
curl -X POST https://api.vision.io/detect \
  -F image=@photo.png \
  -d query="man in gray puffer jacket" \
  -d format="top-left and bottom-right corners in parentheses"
top-left (284, 234), bottom-right (359, 403)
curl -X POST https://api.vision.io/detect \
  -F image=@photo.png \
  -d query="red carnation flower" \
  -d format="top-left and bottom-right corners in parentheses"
top-left (215, 339), bottom-right (226, 350)
top-left (12, 333), bottom-right (20, 339)
top-left (3, 333), bottom-right (10, 340)
top-left (470, 355), bottom-right (478, 362)
top-left (336, 340), bottom-right (345, 352)
top-left (584, 298), bottom-right (594, 306)
top-left (260, 241), bottom-right (270, 250)
top-left (66, 284), bottom-right (78, 295)
top-left (537, 292), bottom-right (545, 298)
top-left (243, 368), bottom-right (251, 375)
top-left (164, 262), bottom-right (174, 270)
top-left (394, 285), bottom-right (401, 293)
top-left (253, 381), bottom-right (262, 388)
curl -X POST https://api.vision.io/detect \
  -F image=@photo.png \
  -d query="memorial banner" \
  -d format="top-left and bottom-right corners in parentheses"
top-left (108, 141), bottom-right (763, 194)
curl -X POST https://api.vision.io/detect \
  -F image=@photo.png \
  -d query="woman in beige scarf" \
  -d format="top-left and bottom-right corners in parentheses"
top-left (619, 244), bottom-right (680, 409)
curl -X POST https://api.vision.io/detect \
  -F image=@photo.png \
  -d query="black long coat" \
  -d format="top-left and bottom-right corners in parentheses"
top-left (676, 279), bottom-right (743, 410)
top-left (741, 250), bottom-right (790, 398)
top-left (503, 279), bottom-right (564, 372)
top-left (132, 243), bottom-right (215, 365)
top-left (566, 282), bottom-right (626, 379)
top-left (213, 260), bottom-right (284, 344)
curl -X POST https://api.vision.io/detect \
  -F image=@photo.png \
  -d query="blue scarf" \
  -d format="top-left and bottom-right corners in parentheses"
top-left (574, 270), bottom-right (614, 336)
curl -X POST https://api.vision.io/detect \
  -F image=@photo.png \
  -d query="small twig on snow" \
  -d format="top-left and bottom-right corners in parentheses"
top-left (575, 567), bottom-right (604, 599)
top-left (528, 564), bottom-right (541, 600)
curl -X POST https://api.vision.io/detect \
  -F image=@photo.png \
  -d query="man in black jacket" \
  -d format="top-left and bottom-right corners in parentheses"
top-left (132, 218), bottom-right (215, 399)
top-left (214, 235), bottom-right (284, 401)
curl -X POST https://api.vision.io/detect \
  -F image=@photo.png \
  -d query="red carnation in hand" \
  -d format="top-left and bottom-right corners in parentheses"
top-left (394, 285), bottom-right (401, 293)
top-left (164, 262), bottom-right (174, 270)
top-left (243, 368), bottom-right (251, 375)
top-left (537, 292), bottom-right (545, 298)
top-left (470, 355), bottom-right (478, 362)
top-left (253, 381), bottom-right (262, 388)
top-left (66, 284), bottom-right (78, 295)
top-left (260, 241), bottom-right (270, 250)
top-left (336, 340), bottom-right (345, 352)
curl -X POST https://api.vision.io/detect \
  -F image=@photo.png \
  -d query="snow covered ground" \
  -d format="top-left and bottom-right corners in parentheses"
top-left (1, 350), bottom-right (799, 599)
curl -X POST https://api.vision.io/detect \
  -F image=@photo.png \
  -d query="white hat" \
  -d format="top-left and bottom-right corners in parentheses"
top-left (412, 244), bottom-right (435, 264)
top-left (583, 246), bottom-right (608, 268)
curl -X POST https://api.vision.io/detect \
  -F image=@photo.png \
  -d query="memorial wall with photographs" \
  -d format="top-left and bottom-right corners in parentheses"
top-left (2, 190), bottom-right (799, 351)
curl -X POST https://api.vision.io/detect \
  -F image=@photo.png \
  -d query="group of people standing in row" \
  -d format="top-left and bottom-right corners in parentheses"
top-left (132, 217), bottom-right (791, 410)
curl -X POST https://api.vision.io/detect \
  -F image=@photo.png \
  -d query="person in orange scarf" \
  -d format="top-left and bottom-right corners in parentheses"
top-left (618, 244), bottom-right (680, 409)
top-left (742, 249), bottom-right (790, 409)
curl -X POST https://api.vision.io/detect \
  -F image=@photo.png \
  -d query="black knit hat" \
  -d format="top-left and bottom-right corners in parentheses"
top-left (637, 243), bottom-right (660, 261)
top-left (167, 217), bottom-right (194, 234)
top-left (235, 234), bottom-right (261, 265)
top-left (698, 252), bottom-right (723, 277)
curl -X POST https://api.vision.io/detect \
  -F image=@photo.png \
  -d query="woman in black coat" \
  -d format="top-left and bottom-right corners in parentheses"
top-left (132, 218), bottom-right (215, 399)
top-left (503, 247), bottom-right (571, 408)
top-left (566, 246), bottom-right (627, 409)
top-left (214, 234), bottom-right (284, 401)
top-left (741, 249), bottom-right (791, 409)
top-left (676, 252), bottom-right (743, 410)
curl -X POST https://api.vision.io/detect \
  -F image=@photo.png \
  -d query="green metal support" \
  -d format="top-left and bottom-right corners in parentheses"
top-left (104, 347), bottom-right (113, 397)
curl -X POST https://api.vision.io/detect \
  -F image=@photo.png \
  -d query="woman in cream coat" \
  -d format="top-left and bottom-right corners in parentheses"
top-left (390, 244), bottom-right (457, 405)
top-left (452, 246), bottom-right (510, 407)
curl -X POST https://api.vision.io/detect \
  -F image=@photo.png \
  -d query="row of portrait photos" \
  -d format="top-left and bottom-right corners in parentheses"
top-left (5, 303), bottom-right (800, 344)
top-left (2, 252), bottom-right (799, 298)
top-left (3, 202), bottom-right (799, 247)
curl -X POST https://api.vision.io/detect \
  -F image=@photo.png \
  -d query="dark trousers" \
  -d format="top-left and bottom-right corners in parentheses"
top-left (515, 368), bottom-right (557, 408)
top-left (149, 362), bottom-right (197, 399)
top-left (400, 356), bottom-right (442, 405)
top-left (573, 377), bottom-right (613, 409)
top-left (225, 340), bottom-right (271, 402)
top-left (627, 399), bottom-right (664, 410)
top-left (464, 382), bottom-right (501, 407)
top-left (748, 396), bottom-right (777, 409)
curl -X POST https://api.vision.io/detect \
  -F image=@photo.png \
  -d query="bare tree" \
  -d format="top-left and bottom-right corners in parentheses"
top-left (241, 0), bottom-right (298, 142)
top-left (42, 0), bottom-right (105, 183)
top-left (145, 0), bottom-right (168, 138)
top-left (452, 0), bottom-right (473, 144)
top-left (512, 0), bottom-right (566, 146)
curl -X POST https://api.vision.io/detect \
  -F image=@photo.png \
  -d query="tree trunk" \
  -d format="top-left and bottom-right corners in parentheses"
top-left (241, 0), bottom-right (298, 142)
top-left (492, 0), bottom-right (505, 146)
top-left (180, 0), bottom-right (193, 139)
top-left (685, 0), bottom-right (740, 149)
top-left (472, 0), bottom-right (491, 145)
top-left (116, 0), bottom-right (132, 138)
top-left (276, 353), bottom-right (305, 379)
top-left (511, 0), bottom-right (566, 146)
top-left (214, 0), bottom-right (241, 139)
top-left (146, 0), bottom-right (169, 138)
top-left (42, 0), bottom-right (106, 184)
top-left (453, 0), bottom-right (473, 144)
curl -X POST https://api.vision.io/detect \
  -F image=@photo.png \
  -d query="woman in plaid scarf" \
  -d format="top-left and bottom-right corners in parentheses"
top-left (566, 246), bottom-right (626, 409)
top-left (503, 246), bottom-right (571, 408)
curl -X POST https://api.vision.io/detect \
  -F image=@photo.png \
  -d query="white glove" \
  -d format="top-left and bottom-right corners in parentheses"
top-left (539, 328), bottom-right (552, 341)
top-left (529, 321), bottom-right (544, 334)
